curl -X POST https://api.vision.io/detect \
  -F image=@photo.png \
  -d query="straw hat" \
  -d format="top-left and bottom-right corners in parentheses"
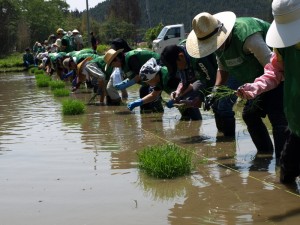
top-left (63, 57), bottom-right (73, 70)
top-left (266, 0), bottom-right (300, 48)
top-left (139, 58), bottom-right (161, 82)
top-left (186, 11), bottom-right (236, 58)
top-left (56, 28), bottom-right (64, 35)
top-left (104, 48), bottom-right (124, 71)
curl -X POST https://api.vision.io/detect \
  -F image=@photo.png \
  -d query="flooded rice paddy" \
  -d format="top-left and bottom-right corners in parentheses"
top-left (0, 72), bottom-right (299, 225)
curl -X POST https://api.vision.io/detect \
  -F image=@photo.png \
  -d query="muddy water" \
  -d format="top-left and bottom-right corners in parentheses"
top-left (0, 72), bottom-right (299, 225)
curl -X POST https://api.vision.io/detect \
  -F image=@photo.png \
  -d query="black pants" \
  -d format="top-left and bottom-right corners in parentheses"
top-left (242, 82), bottom-right (288, 158)
top-left (280, 130), bottom-right (300, 182)
top-left (139, 85), bottom-right (164, 113)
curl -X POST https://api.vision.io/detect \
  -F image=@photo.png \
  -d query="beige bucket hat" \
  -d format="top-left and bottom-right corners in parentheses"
top-left (266, 0), bottom-right (300, 48)
top-left (186, 11), bottom-right (236, 58)
top-left (104, 48), bottom-right (124, 71)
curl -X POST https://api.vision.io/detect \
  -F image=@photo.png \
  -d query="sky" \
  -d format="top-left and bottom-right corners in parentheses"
top-left (65, 0), bottom-right (105, 12)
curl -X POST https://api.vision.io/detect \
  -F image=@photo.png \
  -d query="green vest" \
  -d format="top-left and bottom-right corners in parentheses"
top-left (90, 55), bottom-right (113, 80)
top-left (278, 46), bottom-right (300, 136)
top-left (73, 53), bottom-right (98, 64)
top-left (61, 35), bottom-right (74, 53)
top-left (123, 49), bottom-right (160, 79)
top-left (190, 54), bottom-right (217, 91)
top-left (216, 17), bottom-right (270, 83)
top-left (159, 66), bottom-right (175, 94)
top-left (49, 52), bottom-right (66, 63)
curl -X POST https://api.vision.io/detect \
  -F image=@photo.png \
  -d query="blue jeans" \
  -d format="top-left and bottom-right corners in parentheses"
top-left (213, 76), bottom-right (241, 118)
top-left (212, 76), bottom-right (241, 136)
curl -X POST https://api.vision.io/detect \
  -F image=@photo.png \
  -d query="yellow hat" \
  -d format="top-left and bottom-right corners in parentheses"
top-left (104, 48), bottom-right (124, 71)
top-left (56, 28), bottom-right (64, 35)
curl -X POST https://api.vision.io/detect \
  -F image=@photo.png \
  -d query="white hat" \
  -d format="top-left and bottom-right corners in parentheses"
top-left (139, 58), bottom-right (161, 82)
top-left (266, 0), bottom-right (300, 48)
top-left (72, 29), bottom-right (79, 34)
top-left (186, 11), bottom-right (236, 58)
top-left (104, 48), bottom-right (124, 71)
top-left (53, 38), bottom-right (61, 47)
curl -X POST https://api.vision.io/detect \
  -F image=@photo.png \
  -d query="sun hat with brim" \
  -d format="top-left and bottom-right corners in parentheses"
top-left (186, 11), bottom-right (236, 58)
top-left (53, 39), bottom-right (61, 48)
top-left (139, 58), bottom-right (161, 82)
top-left (104, 48), bottom-right (124, 71)
top-left (72, 29), bottom-right (79, 34)
top-left (266, 0), bottom-right (300, 48)
top-left (56, 28), bottom-right (64, 35)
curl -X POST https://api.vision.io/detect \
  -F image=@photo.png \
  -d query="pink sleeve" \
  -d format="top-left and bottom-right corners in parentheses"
top-left (237, 52), bottom-right (284, 99)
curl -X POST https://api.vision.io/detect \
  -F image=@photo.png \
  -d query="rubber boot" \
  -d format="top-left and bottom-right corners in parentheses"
top-left (222, 117), bottom-right (236, 137)
top-left (242, 108), bottom-right (274, 153)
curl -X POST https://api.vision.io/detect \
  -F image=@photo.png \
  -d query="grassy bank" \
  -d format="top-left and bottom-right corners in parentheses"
top-left (0, 53), bottom-right (26, 73)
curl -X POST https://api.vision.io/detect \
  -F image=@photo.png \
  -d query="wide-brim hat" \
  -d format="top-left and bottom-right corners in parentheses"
top-left (72, 29), bottom-right (79, 34)
top-left (104, 48), bottom-right (124, 71)
top-left (266, 0), bottom-right (300, 48)
top-left (186, 11), bottom-right (236, 58)
top-left (53, 38), bottom-right (61, 47)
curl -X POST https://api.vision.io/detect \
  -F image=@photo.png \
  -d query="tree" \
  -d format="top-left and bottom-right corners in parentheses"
top-left (144, 23), bottom-right (164, 48)
top-left (0, 0), bottom-right (20, 56)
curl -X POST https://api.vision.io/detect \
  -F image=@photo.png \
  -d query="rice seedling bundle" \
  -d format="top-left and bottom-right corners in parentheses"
top-left (53, 88), bottom-right (70, 97)
top-left (49, 80), bottom-right (66, 90)
top-left (36, 76), bottom-right (51, 87)
top-left (137, 144), bottom-right (193, 179)
top-left (62, 99), bottom-right (86, 115)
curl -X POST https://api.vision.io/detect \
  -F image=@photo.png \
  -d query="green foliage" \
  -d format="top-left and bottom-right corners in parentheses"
top-left (144, 23), bottom-right (164, 48)
top-left (0, 53), bottom-right (23, 68)
top-left (137, 144), bottom-right (193, 179)
top-left (97, 44), bottom-right (110, 55)
top-left (49, 80), bottom-right (66, 90)
top-left (53, 88), bottom-right (70, 97)
top-left (62, 99), bottom-right (86, 115)
top-left (100, 17), bottom-right (137, 43)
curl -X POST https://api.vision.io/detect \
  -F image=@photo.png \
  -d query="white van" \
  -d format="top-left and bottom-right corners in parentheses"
top-left (152, 24), bottom-right (185, 54)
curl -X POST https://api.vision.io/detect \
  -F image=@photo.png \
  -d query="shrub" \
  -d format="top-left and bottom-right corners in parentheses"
top-left (137, 144), bottom-right (193, 179)
top-left (62, 99), bottom-right (86, 115)
top-left (97, 44), bottom-right (110, 54)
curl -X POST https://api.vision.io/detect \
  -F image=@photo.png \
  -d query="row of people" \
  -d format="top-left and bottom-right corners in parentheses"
top-left (37, 0), bottom-right (299, 185)
top-left (102, 0), bottom-right (299, 184)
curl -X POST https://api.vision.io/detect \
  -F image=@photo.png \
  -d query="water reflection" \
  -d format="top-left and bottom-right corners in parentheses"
top-left (1, 73), bottom-right (300, 225)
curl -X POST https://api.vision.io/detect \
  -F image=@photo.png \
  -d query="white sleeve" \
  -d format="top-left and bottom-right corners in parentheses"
top-left (243, 32), bottom-right (272, 67)
top-left (112, 68), bottom-right (123, 86)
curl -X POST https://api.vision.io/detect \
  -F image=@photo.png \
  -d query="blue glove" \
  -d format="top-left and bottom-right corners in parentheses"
top-left (115, 79), bottom-right (136, 90)
top-left (62, 70), bottom-right (74, 79)
top-left (72, 76), bottom-right (77, 87)
top-left (127, 99), bottom-right (143, 111)
top-left (166, 99), bottom-right (175, 108)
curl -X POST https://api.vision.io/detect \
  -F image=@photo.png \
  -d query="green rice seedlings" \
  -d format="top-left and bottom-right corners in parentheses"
top-left (34, 69), bottom-right (45, 75)
top-left (49, 80), bottom-right (66, 90)
top-left (137, 144), bottom-right (193, 179)
top-left (62, 99), bottom-right (86, 115)
top-left (36, 76), bottom-right (51, 87)
top-left (53, 88), bottom-right (70, 97)
top-left (210, 85), bottom-right (236, 101)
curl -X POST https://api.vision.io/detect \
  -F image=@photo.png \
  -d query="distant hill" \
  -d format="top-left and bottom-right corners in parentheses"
top-left (90, 0), bottom-right (273, 32)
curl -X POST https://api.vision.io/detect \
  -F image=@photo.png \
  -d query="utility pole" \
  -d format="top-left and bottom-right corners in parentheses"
top-left (86, 0), bottom-right (90, 46)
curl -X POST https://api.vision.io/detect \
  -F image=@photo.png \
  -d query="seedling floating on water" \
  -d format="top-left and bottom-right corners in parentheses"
top-left (137, 144), bottom-right (193, 179)
top-left (62, 99), bottom-right (86, 115)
